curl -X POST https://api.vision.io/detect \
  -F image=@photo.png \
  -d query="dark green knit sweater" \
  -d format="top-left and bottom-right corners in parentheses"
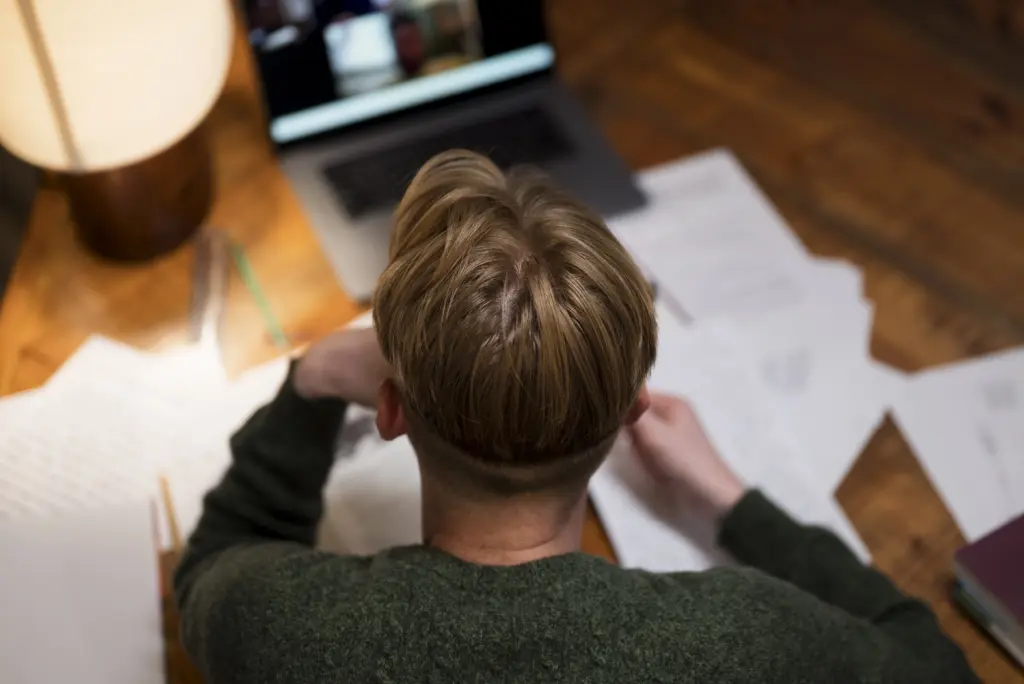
top-left (174, 365), bottom-right (978, 683)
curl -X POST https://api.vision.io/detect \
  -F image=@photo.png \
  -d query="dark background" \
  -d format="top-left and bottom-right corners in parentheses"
top-left (0, 147), bottom-right (38, 301)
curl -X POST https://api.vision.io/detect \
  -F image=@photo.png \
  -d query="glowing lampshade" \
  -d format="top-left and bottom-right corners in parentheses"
top-left (0, 0), bottom-right (233, 260)
top-left (0, 0), bottom-right (233, 171)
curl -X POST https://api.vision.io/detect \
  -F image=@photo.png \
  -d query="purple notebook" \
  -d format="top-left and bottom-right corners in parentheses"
top-left (954, 513), bottom-right (1024, 666)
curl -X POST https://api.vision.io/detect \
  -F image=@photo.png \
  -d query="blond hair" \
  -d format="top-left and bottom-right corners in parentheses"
top-left (373, 150), bottom-right (656, 493)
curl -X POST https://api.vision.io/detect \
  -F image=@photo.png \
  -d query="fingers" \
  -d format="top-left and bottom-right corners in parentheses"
top-left (626, 413), bottom-right (664, 453)
top-left (644, 392), bottom-right (687, 418)
top-left (643, 393), bottom-right (674, 419)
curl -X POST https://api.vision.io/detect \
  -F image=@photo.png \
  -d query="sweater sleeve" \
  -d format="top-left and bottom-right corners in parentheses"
top-left (718, 490), bottom-right (976, 679)
top-left (173, 360), bottom-right (348, 606)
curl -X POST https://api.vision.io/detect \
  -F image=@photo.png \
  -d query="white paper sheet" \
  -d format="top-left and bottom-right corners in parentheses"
top-left (0, 503), bottom-right (164, 684)
top-left (625, 148), bottom-right (809, 263)
top-left (656, 310), bottom-right (869, 556)
top-left (989, 412), bottom-right (1024, 505)
top-left (893, 348), bottom-right (1024, 541)
top-left (0, 337), bottom-right (226, 548)
top-left (611, 149), bottom-right (818, 322)
top-left (609, 149), bottom-right (897, 495)
top-left (318, 407), bottom-right (422, 555)
top-left (590, 307), bottom-right (870, 572)
top-left (0, 389), bottom-right (40, 433)
top-left (698, 277), bottom-right (888, 489)
top-left (164, 356), bottom-right (292, 539)
top-left (0, 339), bottom-right (151, 439)
top-left (590, 436), bottom-right (727, 572)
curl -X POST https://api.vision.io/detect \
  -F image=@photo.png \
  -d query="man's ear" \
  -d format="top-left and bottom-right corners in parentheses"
top-left (625, 384), bottom-right (651, 425)
top-left (376, 378), bottom-right (409, 441)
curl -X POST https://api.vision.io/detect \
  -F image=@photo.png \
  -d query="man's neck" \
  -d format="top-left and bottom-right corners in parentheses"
top-left (421, 486), bottom-right (588, 566)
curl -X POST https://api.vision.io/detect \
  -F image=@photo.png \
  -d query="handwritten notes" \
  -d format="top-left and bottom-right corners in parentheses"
top-left (894, 348), bottom-right (1024, 541)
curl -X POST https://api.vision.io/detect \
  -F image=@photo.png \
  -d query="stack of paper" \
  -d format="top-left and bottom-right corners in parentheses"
top-left (611, 151), bottom-right (904, 489)
top-left (590, 303), bottom-right (873, 571)
top-left (0, 311), bottom-right (400, 552)
top-left (593, 149), bottom-right (1024, 569)
top-left (0, 339), bottom-right (229, 548)
top-left (590, 149), bottom-right (910, 571)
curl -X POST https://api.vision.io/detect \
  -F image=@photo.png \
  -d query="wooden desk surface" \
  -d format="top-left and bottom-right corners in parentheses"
top-left (2, 1), bottom-right (1022, 682)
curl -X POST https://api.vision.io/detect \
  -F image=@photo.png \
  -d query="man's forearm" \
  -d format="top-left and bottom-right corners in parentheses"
top-left (718, 491), bottom-right (887, 612)
top-left (718, 491), bottom-right (976, 679)
top-left (174, 361), bottom-right (348, 602)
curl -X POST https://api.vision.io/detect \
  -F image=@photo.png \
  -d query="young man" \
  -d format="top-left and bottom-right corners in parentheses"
top-left (175, 151), bottom-right (977, 683)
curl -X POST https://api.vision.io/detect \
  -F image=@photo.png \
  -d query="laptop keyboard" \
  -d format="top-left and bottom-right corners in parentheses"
top-left (321, 107), bottom-right (574, 219)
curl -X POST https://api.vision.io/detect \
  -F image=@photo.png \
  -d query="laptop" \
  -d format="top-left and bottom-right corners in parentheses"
top-left (243, 0), bottom-right (646, 301)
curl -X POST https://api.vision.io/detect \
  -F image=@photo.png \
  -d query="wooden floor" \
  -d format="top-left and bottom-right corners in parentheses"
top-left (548, 0), bottom-right (1024, 681)
top-left (553, 0), bottom-right (1024, 369)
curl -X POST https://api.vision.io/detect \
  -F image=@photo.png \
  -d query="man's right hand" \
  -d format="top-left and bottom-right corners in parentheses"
top-left (627, 392), bottom-right (746, 520)
top-left (293, 327), bottom-right (391, 408)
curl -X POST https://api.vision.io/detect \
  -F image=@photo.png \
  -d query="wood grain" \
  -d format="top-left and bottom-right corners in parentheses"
top-left (2, 1), bottom-right (1022, 681)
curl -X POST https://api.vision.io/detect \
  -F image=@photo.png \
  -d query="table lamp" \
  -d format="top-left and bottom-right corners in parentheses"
top-left (0, 0), bottom-right (233, 261)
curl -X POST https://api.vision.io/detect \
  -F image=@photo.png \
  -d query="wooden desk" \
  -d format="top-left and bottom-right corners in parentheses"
top-left (2, 1), bottom-right (1022, 682)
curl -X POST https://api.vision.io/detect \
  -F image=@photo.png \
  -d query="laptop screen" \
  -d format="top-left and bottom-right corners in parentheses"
top-left (243, 1), bottom-right (553, 145)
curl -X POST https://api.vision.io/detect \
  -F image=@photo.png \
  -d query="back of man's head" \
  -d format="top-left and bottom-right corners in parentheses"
top-left (373, 150), bottom-right (656, 496)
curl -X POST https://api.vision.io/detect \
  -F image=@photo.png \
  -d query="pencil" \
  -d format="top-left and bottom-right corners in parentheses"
top-left (229, 240), bottom-right (290, 350)
top-left (159, 475), bottom-right (183, 554)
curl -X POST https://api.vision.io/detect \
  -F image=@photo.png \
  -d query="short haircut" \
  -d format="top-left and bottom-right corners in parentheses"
top-left (373, 150), bottom-right (657, 495)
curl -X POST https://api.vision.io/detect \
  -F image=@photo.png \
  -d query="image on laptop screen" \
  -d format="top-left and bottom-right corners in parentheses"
top-left (243, 1), bottom-right (554, 144)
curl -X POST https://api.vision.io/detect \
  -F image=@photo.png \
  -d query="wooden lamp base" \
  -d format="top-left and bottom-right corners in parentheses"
top-left (62, 128), bottom-right (213, 262)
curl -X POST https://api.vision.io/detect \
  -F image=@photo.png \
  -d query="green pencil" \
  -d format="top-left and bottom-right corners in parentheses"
top-left (229, 241), bottom-right (290, 350)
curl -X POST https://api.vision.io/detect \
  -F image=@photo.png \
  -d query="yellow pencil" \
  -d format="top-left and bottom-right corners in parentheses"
top-left (159, 475), bottom-right (183, 554)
